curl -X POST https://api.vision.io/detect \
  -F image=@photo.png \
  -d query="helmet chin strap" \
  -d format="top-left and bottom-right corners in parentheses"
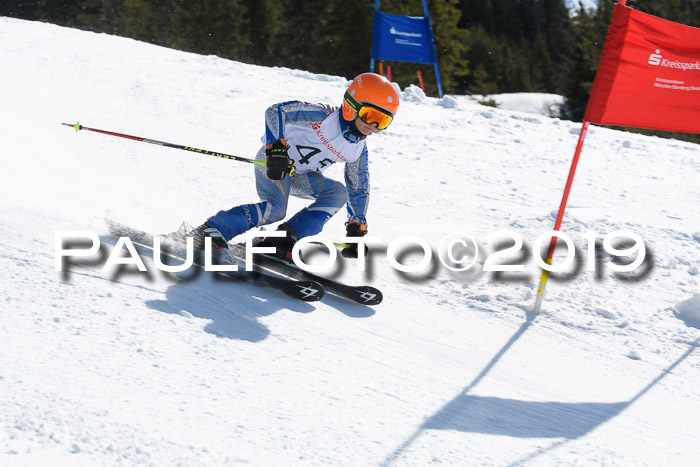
top-left (340, 106), bottom-right (366, 141)
top-left (342, 118), bottom-right (364, 143)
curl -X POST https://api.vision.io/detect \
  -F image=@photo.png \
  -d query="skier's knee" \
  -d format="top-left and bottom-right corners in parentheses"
top-left (336, 183), bottom-right (349, 205)
top-left (267, 206), bottom-right (287, 224)
top-left (326, 181), bottom-right (348, 207)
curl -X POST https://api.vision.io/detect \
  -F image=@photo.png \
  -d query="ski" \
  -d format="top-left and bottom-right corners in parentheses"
top-left (229, 244), bottom-right (383, 306)
top-left (106, 221), bottom-right (325, 302)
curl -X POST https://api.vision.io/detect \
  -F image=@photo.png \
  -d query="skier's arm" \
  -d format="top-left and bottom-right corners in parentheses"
top-left (264, 101), bottom-right (335, 145)
top-left (344, 146), bottom-right (370, 225)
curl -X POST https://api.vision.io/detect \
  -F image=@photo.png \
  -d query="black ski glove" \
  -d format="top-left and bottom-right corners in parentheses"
top-left (265, 139), bottom-right (294, 180)
top-left (341, 222), bottom-right (369, 258)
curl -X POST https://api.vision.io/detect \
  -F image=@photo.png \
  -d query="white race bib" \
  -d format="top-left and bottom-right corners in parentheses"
top-left (284, 110), bottom-right (366, 174)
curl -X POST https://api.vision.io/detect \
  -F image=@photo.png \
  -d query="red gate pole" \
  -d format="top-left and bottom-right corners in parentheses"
top-left (417, 70), bottom-right (425, 92)
top-left (533, 121), bottom-right (590, 313)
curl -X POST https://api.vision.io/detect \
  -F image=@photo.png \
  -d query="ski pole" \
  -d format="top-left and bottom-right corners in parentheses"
top-left (61, 121), bottom-right (266, 167)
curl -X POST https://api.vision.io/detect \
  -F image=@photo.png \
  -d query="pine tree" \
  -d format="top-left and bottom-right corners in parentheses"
top-left (73, 0), bottom-right (123, 34)
top-left (241, 0), bottom-right (286, 66)
top-left (562, 0), bottom-right (613, 120)
top-left (118, 0), bottom-right (167, 45)
top-left (427, 0), bottom-right (470, 94)
top-left (456, 0), bottom-right (575, 95)
top-left (628, 0), bottom-right (698, 25)
top-left (166, 0), bottom-right (251, 61)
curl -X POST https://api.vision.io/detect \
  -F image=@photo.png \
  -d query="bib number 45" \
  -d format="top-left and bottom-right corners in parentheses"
top-left (296, 145), bottom-right (334, 169)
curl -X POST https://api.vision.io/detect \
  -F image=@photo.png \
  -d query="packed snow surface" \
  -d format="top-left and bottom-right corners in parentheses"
top-left (1, 18), bottom-right (699, 466)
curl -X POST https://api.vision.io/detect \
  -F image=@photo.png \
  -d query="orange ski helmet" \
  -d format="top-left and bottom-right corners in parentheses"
top-left (342, 73), bottom-right (399, 130)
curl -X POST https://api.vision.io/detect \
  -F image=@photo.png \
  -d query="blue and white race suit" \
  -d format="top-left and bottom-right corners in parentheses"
top-left (206, 101), bottom-right (370, 241)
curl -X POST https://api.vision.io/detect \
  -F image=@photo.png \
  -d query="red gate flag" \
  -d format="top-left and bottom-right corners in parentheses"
top-left (584, 4), bottom-right (700, 134)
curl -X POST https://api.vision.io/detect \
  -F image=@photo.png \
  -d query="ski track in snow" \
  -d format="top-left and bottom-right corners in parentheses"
top-left (1, 17), bottom-right (699, 466)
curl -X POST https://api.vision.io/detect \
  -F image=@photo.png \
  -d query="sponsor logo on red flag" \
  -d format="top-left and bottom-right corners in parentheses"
top-left (584, 5), bottom-right (700, 134)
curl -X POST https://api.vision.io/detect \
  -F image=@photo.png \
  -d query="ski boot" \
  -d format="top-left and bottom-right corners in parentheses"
top-left (254, 223), bottom-right (299, 262)
top-left (189, 223), bottom-right (229, 251)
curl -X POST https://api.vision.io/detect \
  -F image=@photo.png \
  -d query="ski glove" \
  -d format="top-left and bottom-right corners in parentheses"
top-left (341, 222), bottom-right (369, 258)
top-left (265, 139), bottom-right (295, 180)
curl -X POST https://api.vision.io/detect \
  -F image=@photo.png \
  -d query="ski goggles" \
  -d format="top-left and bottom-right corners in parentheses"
top-left (344, 91), bottom-right (394, 130)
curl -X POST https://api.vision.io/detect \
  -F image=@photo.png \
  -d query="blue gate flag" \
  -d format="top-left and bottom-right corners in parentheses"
top-left (371, 11), bottom-right (437, 64)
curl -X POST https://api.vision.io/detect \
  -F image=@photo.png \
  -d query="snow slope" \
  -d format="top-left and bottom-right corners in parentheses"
top-left (1, 18), bottom-right (699, 466)
top-left (491, 93), bottom-right (564, 118)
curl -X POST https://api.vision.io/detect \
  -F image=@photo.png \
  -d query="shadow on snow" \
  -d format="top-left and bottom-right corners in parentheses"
top-left (100, 236), bottom-right (373, 342)
top-left (382, 312), bottom-right (699, 465)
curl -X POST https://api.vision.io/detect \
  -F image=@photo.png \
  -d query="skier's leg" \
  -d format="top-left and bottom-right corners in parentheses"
top-left (285, 173), bottom-right (348, 239)
top-left (206, 148), bottom-right (291, 241)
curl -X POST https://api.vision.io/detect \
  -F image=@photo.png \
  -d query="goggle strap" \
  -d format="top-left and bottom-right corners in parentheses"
top-left (344, 90), bottom-right (362, 112)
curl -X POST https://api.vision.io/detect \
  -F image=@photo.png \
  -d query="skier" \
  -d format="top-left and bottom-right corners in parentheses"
top-left (191, 72), bottom-right (400, 260)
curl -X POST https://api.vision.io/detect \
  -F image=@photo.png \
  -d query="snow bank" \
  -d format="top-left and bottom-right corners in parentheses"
top-left (492, 92), bottom-right (565, 117)
top-left (674, 293), bottom-right (700, 327)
